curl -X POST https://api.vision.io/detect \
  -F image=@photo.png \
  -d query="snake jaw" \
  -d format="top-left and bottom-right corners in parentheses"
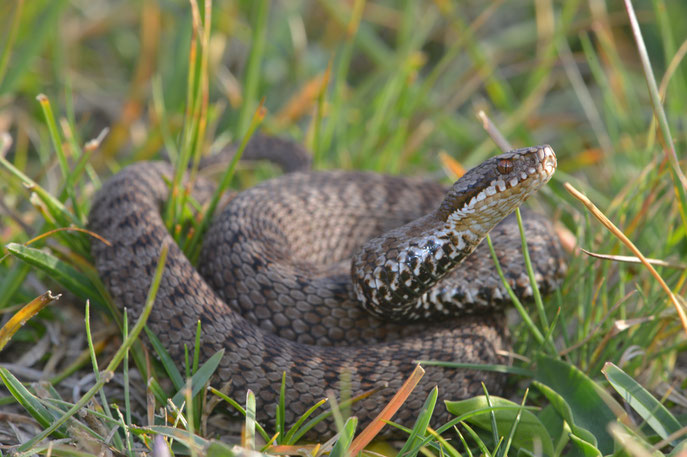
top-left (444, 145), bottom-right (556, 233)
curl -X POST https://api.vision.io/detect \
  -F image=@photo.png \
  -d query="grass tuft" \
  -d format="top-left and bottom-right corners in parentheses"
top-left (1, 1), bottom-right (686, 455)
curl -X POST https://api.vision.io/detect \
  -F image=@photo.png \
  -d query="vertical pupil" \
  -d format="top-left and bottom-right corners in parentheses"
top-left (497, 159), bottom-right (512, 174)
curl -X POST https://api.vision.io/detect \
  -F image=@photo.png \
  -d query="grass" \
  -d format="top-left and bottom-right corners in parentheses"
top-left (1, 0), bottom-right (687, 455)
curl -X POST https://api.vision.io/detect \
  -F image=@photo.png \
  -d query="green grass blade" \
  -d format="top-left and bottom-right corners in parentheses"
top-left (499, 389), bottom-right (529, 457)
top-left (36, 95), bottom-right (68, 178)
top-left (170, 349), bottom-right (225, 408)
top-left (483, 385), bottom-right (500, 454)
top-left (283, 397), bottom-right (328, 445)
top-left (245, 390), bottom-right (256, 450)
top-left (460, 421), bottom-right (492, 457)
top-left (602, 362), bottom-right (681, 444)
top-left (148, 377), bottom-right (168, 406)
top-left (0, 154), bottom-right (79, 229)
top-left (15, 241), bottom-right (169, 455)
top-left (423, 427), bottom-right (462, 457)
top-left (276, 371), bottom-right (286, 443)
top-left (129, 425), bottom-right (209, 452)
top-left (122, 310), bottom-right (134, 454)
top-left (145, 326), bottom-right (185, 391)
top-left (515, 209), bottom-right (550, 332)
top-left (0, 0), bottom-right (68, 94)
top-left (186, 104), bottom-right (264, 261)
top-left (207, 386), bottom-right (270, 442)
top-left (0, 367), bottom-right (68, 437)
top-left (486, 234), bottom-right (546, 347)
top-left (288, 392), bottom-right (363, 443)
top-left (623, 0), bottom-right (687, 232)
top-left (329, 416), bottom-right (358, 457)
top-left (192, 319), bottom-right (201, 374)
top-left (416, 361), bottom-right (533, 378)
top-left (0, 0), bottom-right (24, 87)
top-left (5, 243), bottom-right (103, 306)
top-left (237, 0), bottom-right (269, 137)
top-left (397, 386), bottom-right (438, 457)
top-left (453, 425), bottom-right (473, 457)
top-left (446, 396), bottom-right (553, 456)
top-left (205, 440), bottom-right (244, 457)
top-left (85, 300), bottom-right (125, 450)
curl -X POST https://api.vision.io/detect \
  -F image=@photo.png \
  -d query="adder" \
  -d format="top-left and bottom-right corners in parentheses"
top-left (89, 136), bottom-right (565, 437)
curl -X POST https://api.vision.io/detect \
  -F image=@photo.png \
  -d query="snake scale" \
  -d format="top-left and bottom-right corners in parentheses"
top-left (89, 137), bottom-right (565, 437)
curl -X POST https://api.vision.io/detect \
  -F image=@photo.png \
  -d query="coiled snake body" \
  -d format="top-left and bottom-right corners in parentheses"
top-left (89, 139), bottom-right (565, 436)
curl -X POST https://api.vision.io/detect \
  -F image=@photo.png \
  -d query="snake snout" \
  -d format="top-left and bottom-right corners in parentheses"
top-left (537, 145), bottom-right (557, 179)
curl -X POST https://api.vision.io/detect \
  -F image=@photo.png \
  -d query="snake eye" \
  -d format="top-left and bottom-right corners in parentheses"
top-left (497, 159), bottom-right (513, 174)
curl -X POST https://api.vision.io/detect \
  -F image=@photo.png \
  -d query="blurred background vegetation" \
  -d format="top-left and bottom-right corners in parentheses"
top-left (1, 0), bottom-right (687, 455)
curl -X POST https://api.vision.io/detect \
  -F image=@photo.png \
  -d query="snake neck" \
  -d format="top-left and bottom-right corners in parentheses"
top-left (352, 145), bottom-right (557, 320)
top-left (351, 214), bottom-right (480, 319)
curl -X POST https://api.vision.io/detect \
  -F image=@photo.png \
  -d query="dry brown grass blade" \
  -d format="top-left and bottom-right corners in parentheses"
top-left (559, 291), bottom-right (637, 357)
top-left (0, 291), bottom-right (61, 351)
top-left (275, 72), bottom-right (329, 125)
top-left (348, 364), bottom-right (425, 455)
top-left (267, 443), bottom-right (319, 456)
top-left (438, 151), bottom-right (466, 179)
top-left (477, 110), bottom-right (512, 152)
top-left (581, 248), bottom-right (686, 270)
top-left (658, 38), bottom-right (687, 101)
top-left (565, 182), bottom-right (687, 336)
top-left (23, 226), bottom-right (112, 247)
top-left (100, 1), bottom-right (161, 161)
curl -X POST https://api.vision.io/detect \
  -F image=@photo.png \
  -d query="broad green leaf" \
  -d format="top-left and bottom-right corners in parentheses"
top-left (532, 381), bottom-right (599, 447)
top-left (537, 404), bottom-right (565, 448)
top-left (446, 396), bottom-right (554, 456)
top-left (535, 355), bottom-right (616, 454)
top-left (603, 362), bottom-right (681, 445)
top-left (569, 434), bottom-right (603, 457)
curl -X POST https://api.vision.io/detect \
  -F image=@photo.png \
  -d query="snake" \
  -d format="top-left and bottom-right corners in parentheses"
top-left (88, 137), bottom-right (565, 437)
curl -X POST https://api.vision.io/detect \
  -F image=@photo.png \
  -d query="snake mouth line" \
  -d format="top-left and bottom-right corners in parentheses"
top-left (459, 145), bottom-right (556, 214)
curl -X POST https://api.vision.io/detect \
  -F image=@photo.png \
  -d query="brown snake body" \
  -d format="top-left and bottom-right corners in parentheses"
top-left (89, 139), bottom-right (565, 436)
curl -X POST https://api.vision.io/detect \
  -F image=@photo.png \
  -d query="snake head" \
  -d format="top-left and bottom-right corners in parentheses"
top-left (438, 145), bottom-right (556, 236)
top-left (353, 144), bottom-right (557, 320)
